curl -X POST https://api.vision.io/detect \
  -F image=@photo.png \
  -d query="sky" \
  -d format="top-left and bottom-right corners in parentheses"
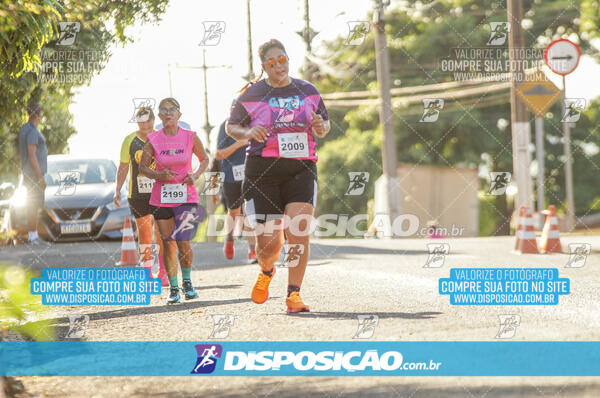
top-left (68, 0), bottom-right (372, 163)
top-left (67, 0), bottom-right (600, 164)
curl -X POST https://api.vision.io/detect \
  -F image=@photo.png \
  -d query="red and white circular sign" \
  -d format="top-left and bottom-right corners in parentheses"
top-left (544, 39), bottom-right (581, 76)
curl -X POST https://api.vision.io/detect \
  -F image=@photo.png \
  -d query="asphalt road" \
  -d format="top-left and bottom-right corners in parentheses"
top-left (3, 235), bottom-right (600, 397)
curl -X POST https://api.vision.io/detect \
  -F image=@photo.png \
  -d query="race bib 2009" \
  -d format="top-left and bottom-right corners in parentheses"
top-left (278, 133), bottom-right (309, 158)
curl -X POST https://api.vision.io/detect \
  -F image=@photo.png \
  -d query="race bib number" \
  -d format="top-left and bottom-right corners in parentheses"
top-left (232, 164), bottom-right (245, 182)
top-left (161, 183), bottom-right (187, 204)
top-left (137, 176), bottom-right (154, 193)
top-left (278, 133), bottom-right (309, 158)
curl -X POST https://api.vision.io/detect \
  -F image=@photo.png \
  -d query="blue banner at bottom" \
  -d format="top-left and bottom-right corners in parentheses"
top-left (1, 341), bottom-right (599, 376)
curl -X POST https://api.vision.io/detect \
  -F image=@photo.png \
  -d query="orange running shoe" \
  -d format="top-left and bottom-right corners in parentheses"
top-left (251, 268), bottom-right (275, 304)
top-left (286, 291), bottom-right (310, 313)
top-left (224, 239), bottom-right (234, 259)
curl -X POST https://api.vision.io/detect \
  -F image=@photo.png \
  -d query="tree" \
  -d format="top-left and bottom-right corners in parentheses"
top-left (310, 0), bottom-right (600, 235)
top-left (0, 0), bottom-right (169, 180)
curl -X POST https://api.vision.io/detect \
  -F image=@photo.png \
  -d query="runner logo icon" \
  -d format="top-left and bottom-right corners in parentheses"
top-left (424, 243), bottom-right (450, 268)
top-left (191, 344), bottom-right (223, 374)
top-left (278, 244), bottom-right (304, 268)
top-left (129, 98), bottom-right (156, 123)
top-left (346, 172), bottom-right (370, 195)
top-left (65, 314), bottom-right (89, 339)
top-left (565, 243), bottom-right (591, 268)
top-left (420, 99), bottom-right (444, 123)
top-left (495, 314), bottom-right (520, 339)
top-left (199, 21), bottom-right (226, 46)
top-left (487, 22), bottom-right (510, 46)
top-left (561, 98), bottom-right (586, 123)
top-left (209, 315), bottom-right (235, 339)
top-left (345, 21), bottom-right (370, 46)
top-left (57, 22), bottom-right (81, 46)
top-left (201, 172), bottom-right (224, 195)
top-left (488, 172), bottom-right (511, 195)
top-left (353, 315), bottom-right (379, 339)
top-left (56, 171), bottom-right (80, 196)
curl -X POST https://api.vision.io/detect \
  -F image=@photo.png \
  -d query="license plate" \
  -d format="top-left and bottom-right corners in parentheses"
top-left (60, 221), bottom-right (92, 234)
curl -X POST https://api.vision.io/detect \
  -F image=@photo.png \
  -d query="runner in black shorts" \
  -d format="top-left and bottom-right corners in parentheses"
top-left (114, 107), bottom-right (168, 285)
top-left (227, 39), bottom-right (330, 313)
top-left (216, 119), bottom-right (257, 263)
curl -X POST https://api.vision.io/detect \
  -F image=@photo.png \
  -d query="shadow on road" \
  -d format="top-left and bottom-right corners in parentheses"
top-left (42, 295), bottom-right (255, 339)
top-left (286, 311), bottom-right (442, 320)
top-left (3, 240), bottom-right (436, 271)
top-left (310, 242), bottom-right (429, 259)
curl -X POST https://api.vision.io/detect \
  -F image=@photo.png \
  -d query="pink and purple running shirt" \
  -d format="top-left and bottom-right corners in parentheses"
top-left (147, 127), bottom-right (200, 207)
top-left (228, 78), bottom-right (329, 162)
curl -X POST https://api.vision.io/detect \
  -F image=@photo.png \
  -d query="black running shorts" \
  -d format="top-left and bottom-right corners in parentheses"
top-left (242, 156), bottom-right (317, 224)
top-left (223, 182), bottom-right (243, 210)
top-left (128, 198), bottom-right (151, 218)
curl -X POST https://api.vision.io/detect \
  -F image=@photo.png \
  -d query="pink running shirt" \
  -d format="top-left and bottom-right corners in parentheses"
top-left (228, 78), bottom-right (329, 162)
top-left (147, 127), bottom-right (199, 207)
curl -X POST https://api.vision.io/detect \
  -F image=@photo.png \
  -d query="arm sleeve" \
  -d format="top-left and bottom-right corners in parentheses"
top-left (217, 122), bottom-right (232, 150)
top-left (316, 95), bottom-right (329, 121)
top-left (26, 126), bottom-right (38, 146)
top-left (228, 97), bottom-right (251, 126)
top-left (119, 134), bottom-right (133, 163)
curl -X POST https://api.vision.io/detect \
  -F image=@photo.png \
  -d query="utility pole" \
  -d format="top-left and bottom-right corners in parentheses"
top-left (561, 75), bottom-right (576, 230)
top-left (175, 50), bottom-right (231, 147)
top-left (168, 63), bottom-right (173, 97)
top-left (296, 0), bottom-right (318, 81)
top-left (534, 116), bottom-right (545, 227)
top-left (201, 49), bottom-right (212, 146)
top-left (373, 0), bottom-right (400, 227)
top-left (507, 0), bottom-right (534, 212)
top-left (243, 0), bottom-right (255, 82)
top-left (176, 52), bottom-right (231, 243)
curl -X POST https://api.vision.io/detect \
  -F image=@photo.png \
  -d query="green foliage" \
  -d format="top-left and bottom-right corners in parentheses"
top-left (0, 0), bottom-right (169, 180)
top-left (0, 264), bottom-right (54, 341)
top-left (317, 107), bottom-right (382, 218)
top-left (193, 202), bottom-right (226, 243)
top-left (311, 0), bottom-right (600, 235)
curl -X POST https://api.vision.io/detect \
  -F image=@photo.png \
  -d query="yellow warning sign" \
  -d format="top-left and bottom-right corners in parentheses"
top-left (516, 72), bottom-right (561, 117)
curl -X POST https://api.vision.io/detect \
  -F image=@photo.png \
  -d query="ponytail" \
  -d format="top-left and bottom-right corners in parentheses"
top-left (239, 69), bottom-right (264, 94)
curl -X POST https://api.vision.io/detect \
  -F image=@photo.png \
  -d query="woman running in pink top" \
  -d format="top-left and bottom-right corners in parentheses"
top-left (227, 39), bottom-right (330, 313)
top-left (140, 98), bottom-right (209, 305)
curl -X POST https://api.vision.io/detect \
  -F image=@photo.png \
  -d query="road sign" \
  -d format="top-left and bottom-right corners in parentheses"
top-left (516, 72), bottom-right (561, 117)
top-left (544, 39), bottom-right (581, 76)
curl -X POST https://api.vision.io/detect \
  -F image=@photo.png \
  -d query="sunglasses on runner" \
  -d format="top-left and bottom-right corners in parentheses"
top-left (263, 55), bottom-right (288, 69)
top-left (158, 107), bottom-right (179, 116)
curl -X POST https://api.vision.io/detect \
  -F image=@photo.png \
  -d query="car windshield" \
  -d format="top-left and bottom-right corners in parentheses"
top-left (45, 159), bottom-right (117, 186)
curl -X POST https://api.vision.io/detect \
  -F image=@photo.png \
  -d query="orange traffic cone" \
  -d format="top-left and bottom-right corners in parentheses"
top-left (515, 207), bottom-right (539, 254)
top-left (116, 217), bottom-right (139, 266)
top-left (539, 205), bottom-right (562, 253)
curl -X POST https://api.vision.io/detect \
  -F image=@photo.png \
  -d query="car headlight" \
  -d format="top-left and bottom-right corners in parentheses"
top-left (10, 186), bottom-right (28, 208)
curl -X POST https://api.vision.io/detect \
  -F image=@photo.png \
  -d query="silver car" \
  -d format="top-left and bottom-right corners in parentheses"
top-left (8, 155), bottom-right (131, 241)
